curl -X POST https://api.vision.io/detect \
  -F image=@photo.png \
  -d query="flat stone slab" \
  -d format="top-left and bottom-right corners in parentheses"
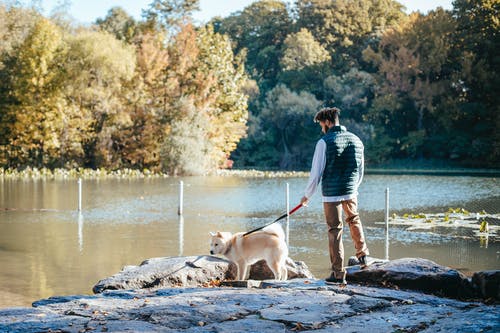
top-left (1, 280), bottom-right (498, 332)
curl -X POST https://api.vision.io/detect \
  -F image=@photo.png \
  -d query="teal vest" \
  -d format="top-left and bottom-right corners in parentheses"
top-left (321, 126), bottom-right (364, 197)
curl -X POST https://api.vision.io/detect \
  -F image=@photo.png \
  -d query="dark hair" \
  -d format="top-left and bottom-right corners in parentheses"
top-left (314, 107), bottom-right (340, 123)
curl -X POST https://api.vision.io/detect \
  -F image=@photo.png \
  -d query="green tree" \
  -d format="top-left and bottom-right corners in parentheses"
top-left (95, 6), bottom-right (138, 43)
top-left (161, 97), bottom-right (210, 175)
top-left (448, 0), bottom-right (500, 165)
top-left (213, 0), bottom-right (292, 87)
top-left (295, 0), bottom-right (405, 70)
top-left (323, 68), bottom-right (375, 122)
top-left (260, 84), bottom-right (321, 169)
top-left (280, 28), bottom-right (330, 71)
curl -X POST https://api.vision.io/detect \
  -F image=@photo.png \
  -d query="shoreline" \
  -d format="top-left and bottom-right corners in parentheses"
top-left (1, 166), bottom-right (499, 180)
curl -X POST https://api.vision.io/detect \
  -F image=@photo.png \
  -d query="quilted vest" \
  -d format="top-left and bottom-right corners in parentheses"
top-left (321, 126), bottom-right (364, 197)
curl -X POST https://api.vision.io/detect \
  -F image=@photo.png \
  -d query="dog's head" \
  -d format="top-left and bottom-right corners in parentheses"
top-left (209, 231), bottom-right (232, 255)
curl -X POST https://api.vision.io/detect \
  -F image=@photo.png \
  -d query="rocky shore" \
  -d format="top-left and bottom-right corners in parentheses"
top-left (1, 256), bottom-right (498, 332)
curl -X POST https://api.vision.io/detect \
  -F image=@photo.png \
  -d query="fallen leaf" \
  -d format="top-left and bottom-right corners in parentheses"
top-left (291, 322), bottom-right (305, 331)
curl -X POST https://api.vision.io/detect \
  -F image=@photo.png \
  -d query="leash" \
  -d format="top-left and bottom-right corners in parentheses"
top-left (243, 203), bottom-right (303, 237)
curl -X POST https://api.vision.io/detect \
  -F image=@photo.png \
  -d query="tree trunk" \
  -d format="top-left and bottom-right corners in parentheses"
top-left (416, 103), bottom-right (424, 131)
top-left (280, 129), bottom-right (292, 169)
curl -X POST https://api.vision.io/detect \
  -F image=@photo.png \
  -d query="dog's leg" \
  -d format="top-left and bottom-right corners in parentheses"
top-left (268, 261), bottom-right (281, 280)
top-left (235, 264), bottom-right (242, 280)
top-left (236, 261), bottom-right (248, 280)
top-left (243, 265), bottom-right (251, 280)
top-left (277, 256), bottom-right (288, 280)
top-left (280, 265), bottom-right (288, 281)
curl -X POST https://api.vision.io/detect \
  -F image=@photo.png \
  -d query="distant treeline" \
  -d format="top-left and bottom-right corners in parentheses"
top-left (0, 1), bottom-right (498, 174)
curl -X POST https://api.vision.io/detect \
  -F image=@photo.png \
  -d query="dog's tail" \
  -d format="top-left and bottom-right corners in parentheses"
top-left (262, 223), bottom-right (285, 239)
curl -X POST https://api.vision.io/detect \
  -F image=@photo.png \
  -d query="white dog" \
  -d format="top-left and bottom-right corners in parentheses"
top-left (209, 223), bottom-right (288, 281)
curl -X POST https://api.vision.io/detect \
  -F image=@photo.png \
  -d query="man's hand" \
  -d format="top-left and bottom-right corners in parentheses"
top-left (300, 196), bottom-right (309, 207)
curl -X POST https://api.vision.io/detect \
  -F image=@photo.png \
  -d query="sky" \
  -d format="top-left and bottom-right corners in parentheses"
top-left (30, 0), bottom-right (454, 25)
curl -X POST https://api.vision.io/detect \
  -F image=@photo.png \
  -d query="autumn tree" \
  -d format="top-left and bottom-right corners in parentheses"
top-left (1, 1), bottom-right (497, 171)
top-left (362, 9), bottom-right (456, 160)
top-left (113, 32), bottom-right (169, 170)
top-left (196, 25), bottom-right (249, 169)
top-left (0, 18), bottom-right (66, 167)
top-left (157, 23), bottom-right (248, 175)
top-left (0, 4), bottom-right (38, 61)
top-left (63, 30), bottom-right (136, 168)
top-left (0, 4), bottom-right (40, 165)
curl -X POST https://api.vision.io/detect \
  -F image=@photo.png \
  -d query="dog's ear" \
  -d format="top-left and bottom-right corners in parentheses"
top-left (209, 232), bottom-right (216, 237)
top-left (216, 231), bottom-right (223, 237)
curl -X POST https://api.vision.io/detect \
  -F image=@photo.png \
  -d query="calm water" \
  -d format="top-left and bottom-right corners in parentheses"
top-left (0, 174), bottom-right (499, 308)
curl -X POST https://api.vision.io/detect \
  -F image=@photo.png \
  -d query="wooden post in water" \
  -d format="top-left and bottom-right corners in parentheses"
top-left (77, 178), bottom-right (82, 212)
top-left (178, 180), bottom-right (184, 216)
top-left (385, 187), bottom-right (390, 260)
top-left (286, 183), bottom-right (290, 246)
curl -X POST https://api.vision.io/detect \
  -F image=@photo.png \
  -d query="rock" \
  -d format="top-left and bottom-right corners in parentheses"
top-left (249, 257), bottom-right (315, 280)
top-left (346, 257), bottom-right (474, 299)
top-left (1, 280), bottom-right (498, 332)
top-left (472, 270), bottom-right (500, 301)
top-left (1, 256), bottom-right (498, 332)
top-left (93, 255), bottom-right (230, 293)
top-left (93, 255), bottom-right (314, 293)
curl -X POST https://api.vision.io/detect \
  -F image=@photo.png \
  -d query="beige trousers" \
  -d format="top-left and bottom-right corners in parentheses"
top-left (323, 197), bottom-right (369, 279)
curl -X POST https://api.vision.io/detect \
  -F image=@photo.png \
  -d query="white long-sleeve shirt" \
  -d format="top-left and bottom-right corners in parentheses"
top-left (304, 139), bottom-right (364, 202)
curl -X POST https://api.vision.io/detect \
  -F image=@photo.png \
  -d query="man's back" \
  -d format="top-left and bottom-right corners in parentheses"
top-left (321, 126), bottom-right (363, 197)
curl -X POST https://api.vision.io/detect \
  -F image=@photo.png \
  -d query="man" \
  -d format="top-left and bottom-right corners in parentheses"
top-left (300, 107), bottom-right (369, 285)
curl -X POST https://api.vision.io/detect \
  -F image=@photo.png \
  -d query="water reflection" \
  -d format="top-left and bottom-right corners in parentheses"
top-left (480, 234), bottom-right (488, 249)
top-left (178, 215), bottom-right (184, 256)
top-left (78, 213), bottom-right (84, 252)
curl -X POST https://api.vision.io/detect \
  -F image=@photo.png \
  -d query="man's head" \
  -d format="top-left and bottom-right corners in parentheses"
top-left (314, 107), bottom-right (340, 134)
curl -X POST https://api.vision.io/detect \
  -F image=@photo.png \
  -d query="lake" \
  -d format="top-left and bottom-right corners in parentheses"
top-left (0, 174), bottom-right (499, 308)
